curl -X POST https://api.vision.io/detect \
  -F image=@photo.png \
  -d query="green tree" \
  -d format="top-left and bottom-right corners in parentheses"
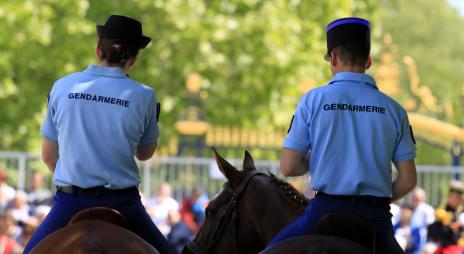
top-left (0, 0), bottom-right (378, 153)
top-left (377, 0), bottom-right (464, 165)
top-left (0, 0), bottom-right (94, 151)
top-left (379, 0), bottom-right (464, 125)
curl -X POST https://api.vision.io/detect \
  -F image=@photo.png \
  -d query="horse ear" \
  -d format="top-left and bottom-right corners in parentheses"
top-left (211, 147), bottom-right (242, 187)
top-left (243, 150), bottom-right (256, 172)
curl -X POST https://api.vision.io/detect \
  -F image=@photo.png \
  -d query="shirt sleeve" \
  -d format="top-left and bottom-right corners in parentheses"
top-left (393, 112), bottom-right (416, 162)
top-left (283, 97), bottom-right (311, 153)
top-left (40, 91), bottom-right (58, 142)
top-left (138, 91), bottom-right (160, 147)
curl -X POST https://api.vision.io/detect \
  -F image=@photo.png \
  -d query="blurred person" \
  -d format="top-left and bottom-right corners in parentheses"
top-left (425, 181), bottom-right (464, 254)
top-left (32, 205), bottom-right (51, 225)
top-left (442, 180), bottom-right (464, 221)
top-left (427, 208), bottom-right (458, 250)
top-left (0, 170), bottom-right (15, 213)
top-left (0, 210), bottom-right (18, 254)
top-left (410, 187), bottom-right (435, 229)
top-left (26, 171), bottom-right (52, 210)
top-left (404, 187), bottom-right (435, 252)
top-left (147, 183), bottom-right (179, 236)
top-left (392, 202), bottom-right (401, 225)
top-left (24, 14), bottom-right (174, 254)
top-left (440, 180), bottom-right (464, 244)
top-left (8, 191), bottom-right (31, 224)
top-left (433, 243), bottom-right (464, 254)
top-left (421, 242), bottom-right (438, 254)
top-left (394, 203), bottom-right (422, 254)
top-left (166, 210), bottom-right (192, 254)
top-left (0, 210), bottom-right (20, 241)
top-left (14, 218), bottom-right (38, 253)
top-left (180, 187), bottom-right (208, 233)
top-left (191, 188), bottom-right (208, 224)
top-left (267, 17), bottom-right (416, 254)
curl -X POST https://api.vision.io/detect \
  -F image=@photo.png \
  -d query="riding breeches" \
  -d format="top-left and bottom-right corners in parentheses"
top-left (266, 195), bottom-right (404, 254)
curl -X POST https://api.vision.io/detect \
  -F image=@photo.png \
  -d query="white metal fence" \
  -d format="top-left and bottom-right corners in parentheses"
top-left (1, 151), bottom-right (463, 207)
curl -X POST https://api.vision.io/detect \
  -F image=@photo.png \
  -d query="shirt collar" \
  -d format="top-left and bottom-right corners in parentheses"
top-left (84, 64), bottom-right (128, 78)
top-left (328, 72), bottom-right (377, 89)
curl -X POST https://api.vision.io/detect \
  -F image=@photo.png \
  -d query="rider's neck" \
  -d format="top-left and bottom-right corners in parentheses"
top-left (98, 59), bottom-right (134, 75)
top-left (331, 65), bottom-right (366, 75)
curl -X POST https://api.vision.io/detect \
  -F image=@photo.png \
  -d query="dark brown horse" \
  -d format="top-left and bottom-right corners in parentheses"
top-left (30, 207), bottom-right (159, 254)
top-left (183, 149), bottom-right (375, 254)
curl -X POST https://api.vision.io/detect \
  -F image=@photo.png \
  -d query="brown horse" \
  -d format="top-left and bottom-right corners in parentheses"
top-left (183, 149), bottom-right (375, 254)
top-left (30, 207), bottom-right (159, 254)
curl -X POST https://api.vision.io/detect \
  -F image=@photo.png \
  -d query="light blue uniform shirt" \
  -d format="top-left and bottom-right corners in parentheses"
top-left (41, 65), bottom-right (159, 189)
top-left (284, 72), bottom-right (416, 197)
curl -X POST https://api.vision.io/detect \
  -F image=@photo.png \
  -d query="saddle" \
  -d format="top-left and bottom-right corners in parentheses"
top-left (67, 207), bottom-right (131, 229)
top-left (30, 207), bottom-right (159, 254)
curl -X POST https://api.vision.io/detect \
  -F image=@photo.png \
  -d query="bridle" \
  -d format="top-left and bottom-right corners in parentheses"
top-left (185, 170), bottom-right (264, 254)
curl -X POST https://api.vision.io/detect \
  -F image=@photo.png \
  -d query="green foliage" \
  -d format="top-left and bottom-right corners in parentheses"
top-left (415, 141), bottom-right (452, 165)
top-left (0, 0), bottom-right (94, 151)
top-left (2, 0), bottom-right (459, 166)
top-left (377, 0), bottom-right (464, 164)
top-left (0, 0), bottom-right (377, 152)
top-left (379, 0), bottom-right (464, 125)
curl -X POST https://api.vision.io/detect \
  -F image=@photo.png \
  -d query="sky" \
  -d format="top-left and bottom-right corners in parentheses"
top-left (449, 0), bottom-right (464, 16)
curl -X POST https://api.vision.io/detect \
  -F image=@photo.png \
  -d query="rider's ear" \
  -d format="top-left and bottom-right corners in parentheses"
top-left (243, 151), bottom-right (256, 172)
top-left (212, 147), bottom-right (243, 188)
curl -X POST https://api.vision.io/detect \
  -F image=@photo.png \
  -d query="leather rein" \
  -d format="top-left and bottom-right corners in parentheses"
top-left (185, 170), bottom-right (264, 254)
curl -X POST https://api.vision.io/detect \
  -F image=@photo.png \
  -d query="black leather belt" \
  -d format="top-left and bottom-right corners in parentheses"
top-left (56, 185), bottom-right (138, 196)
top-left (316, 191), bottom-right (390, 205)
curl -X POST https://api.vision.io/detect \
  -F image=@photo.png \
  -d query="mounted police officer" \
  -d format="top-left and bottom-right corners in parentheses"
top-left (268, 17), bottom-right (417, 254)
top-left (25, 15), bottom-right (174, 254)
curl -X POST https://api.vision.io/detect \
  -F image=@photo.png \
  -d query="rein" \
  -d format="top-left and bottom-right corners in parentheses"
top-left (185, 170), bottom-right (264, 254)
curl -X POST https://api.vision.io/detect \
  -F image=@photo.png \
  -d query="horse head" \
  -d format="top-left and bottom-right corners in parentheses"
top-left (184, 148), bottom-right (308, 254)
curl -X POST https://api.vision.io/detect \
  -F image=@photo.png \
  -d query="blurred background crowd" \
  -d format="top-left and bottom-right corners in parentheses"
top-left (0, 169), bottom-right (210, 254)
top-left (2, 167), bottom-right (464, 254)
top-left (391, 180), bottom-right (464, 254)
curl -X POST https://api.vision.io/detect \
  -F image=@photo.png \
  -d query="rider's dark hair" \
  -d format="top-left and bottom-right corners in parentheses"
top-left (331, 43), bottom-right (369, 67)
top-left (97, 38), bottom-right (139, 66)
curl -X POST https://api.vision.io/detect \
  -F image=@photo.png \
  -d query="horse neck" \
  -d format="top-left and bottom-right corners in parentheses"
top-left (243, 178), bottom-right (306, 246)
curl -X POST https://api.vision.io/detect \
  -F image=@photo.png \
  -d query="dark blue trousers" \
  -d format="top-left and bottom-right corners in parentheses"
top-left (267, 195), bottom-right (404, 254)
top-left (23, 190), bottom-right (174, 254)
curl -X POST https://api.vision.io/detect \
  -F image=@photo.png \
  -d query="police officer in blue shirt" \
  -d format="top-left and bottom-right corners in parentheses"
top-left (24, 15), bottom-right (174, 254)
top-left (267, 17), bottom-right (417, 254)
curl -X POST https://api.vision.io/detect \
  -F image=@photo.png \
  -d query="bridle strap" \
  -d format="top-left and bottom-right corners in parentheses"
top-left (207, 170), bottom-right (263, 251)
top-left (186, 170), bottom-right (264, 254)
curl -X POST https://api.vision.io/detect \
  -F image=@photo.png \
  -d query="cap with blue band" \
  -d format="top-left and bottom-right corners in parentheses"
top-left (325, 17), bottom-right (371, 60)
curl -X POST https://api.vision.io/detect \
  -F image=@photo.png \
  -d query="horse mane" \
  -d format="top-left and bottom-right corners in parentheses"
top-left (268, 172), bottom-right (309, 207)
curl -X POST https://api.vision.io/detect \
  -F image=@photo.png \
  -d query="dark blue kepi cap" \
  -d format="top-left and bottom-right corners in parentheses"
top-left (325, 17), bottom-right (370, 61)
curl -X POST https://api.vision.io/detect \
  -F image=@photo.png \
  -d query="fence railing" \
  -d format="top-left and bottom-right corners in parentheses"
top-left (0, 151), bottom-right (40, 191)
top-left (0, 151), bottom-right (463, 207)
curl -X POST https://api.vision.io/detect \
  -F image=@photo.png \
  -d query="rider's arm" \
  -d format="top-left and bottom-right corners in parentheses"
top-left (391, 159), bottom-right (417, 202)
top-left (280, 148), bottom-right (309, 177)
top-left (135, 143), bottom-right (157, 161)
top-left (136, 93), bottom-right (159, 162)
top-left (42, 138), bottom-right (58, 173)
